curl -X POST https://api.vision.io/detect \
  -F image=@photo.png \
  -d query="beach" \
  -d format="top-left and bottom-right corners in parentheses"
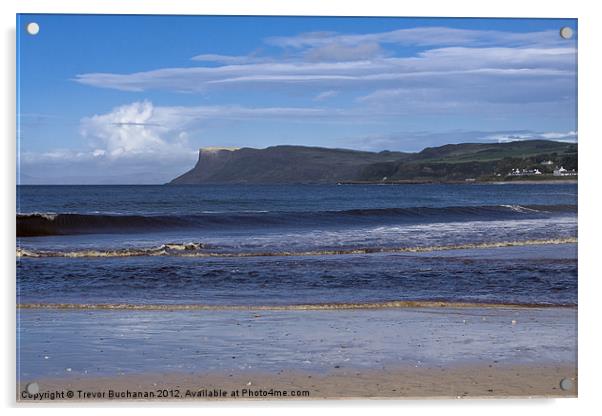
top-left (18, 305), bottom-right (576, 400)
top-left (20, 364), bottom-right (577, 401)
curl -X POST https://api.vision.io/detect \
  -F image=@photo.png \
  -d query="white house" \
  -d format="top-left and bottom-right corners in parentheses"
top-left (553, 166), bottom-right (577, 176)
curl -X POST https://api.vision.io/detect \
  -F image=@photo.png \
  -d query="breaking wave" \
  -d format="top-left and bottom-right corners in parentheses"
top-left (17, 237), bottom-right (577, 258)
top-left (17, 204), bottom-right (576, 237)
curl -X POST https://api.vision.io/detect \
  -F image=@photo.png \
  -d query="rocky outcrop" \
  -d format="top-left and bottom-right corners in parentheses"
top-left (169, 146), bottom-right (408, 184)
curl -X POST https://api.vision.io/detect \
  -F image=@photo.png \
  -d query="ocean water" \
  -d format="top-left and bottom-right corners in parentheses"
top-left (16, 184), bottom-right (578, 307)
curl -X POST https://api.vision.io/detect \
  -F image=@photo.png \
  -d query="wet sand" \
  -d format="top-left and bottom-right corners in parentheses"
top-left (17, 306), bottom-right (577, 401)
top-left (19, 363), bottom-right (577, 401)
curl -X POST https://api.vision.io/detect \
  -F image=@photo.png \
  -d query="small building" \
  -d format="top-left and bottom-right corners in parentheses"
top-left (508, 168), bottom-right (543, 176)
top-left (553, 166), bottom-right (578, 176)
top-left (541, 160), bottom-right (554, 166)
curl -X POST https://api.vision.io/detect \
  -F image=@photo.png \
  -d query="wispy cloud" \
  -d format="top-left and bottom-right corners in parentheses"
top-left (74, 46), bottom-right (575, 92)
top-left (341, 130), bottom-right (578, 152)
top-left (313, 90), bottom-right (339, 101)
top-left (191, 53), bottom-right (269, 65)
top-left (265, 27), bottom-right (565, 49)
top-left (72, 26), bottom-right (576, 123)
top-left (304, 41), bottom-right (384, 62)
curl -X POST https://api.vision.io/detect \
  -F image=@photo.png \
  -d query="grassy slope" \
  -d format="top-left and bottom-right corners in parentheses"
top-left (414, 141), bottom-right (575, 163)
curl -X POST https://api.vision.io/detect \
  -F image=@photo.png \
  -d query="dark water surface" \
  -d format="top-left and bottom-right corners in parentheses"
top-left (17, 184), bottom-right (577, 307)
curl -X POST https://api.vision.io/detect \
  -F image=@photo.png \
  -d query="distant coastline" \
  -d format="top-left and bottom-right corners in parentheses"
top-left (336, 178), bottom-right (578, 185)
top-left (170, 140), bottom-right (577, 185)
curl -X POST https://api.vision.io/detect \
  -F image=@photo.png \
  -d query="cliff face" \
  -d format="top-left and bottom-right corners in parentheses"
top-left (171, 148), bottom-right (239, 184)
top-left (169, 146), bottom-right (408, 184)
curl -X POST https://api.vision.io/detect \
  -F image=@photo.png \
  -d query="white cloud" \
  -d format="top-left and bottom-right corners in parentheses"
top-left (22, 101), bottom-right (353, 183)
top-left (540, 130), bottom-right (578, 140)
top-left (20, 102), bottom-right (198, 183)
top-left (78, 100), bottom-right (347, 159)
top-left (484, 130), bottom-right (578, 143)
top-left (314, 90), bottom-right (339, 101)
top-left (80, 101), bottom-right (180, 159)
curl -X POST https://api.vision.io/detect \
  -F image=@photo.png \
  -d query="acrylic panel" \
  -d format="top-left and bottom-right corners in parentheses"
top-left (16, 14), bottom-right (578, 401)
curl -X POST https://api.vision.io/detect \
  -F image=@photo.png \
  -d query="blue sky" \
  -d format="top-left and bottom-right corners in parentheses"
top-left (17, 15), bottom-right (577, 184)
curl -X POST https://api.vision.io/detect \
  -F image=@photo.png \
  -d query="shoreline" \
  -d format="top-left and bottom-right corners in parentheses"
top-left (337, 179), bottom-right (577, 185)
top-left (18, 363), bottom-right (577, 401)
top-left (18, 180), bottom-right (578, 186)
top-left (18, 306), bottom-right (577, 395)
top-left (17, 301), bottom-right (578, 311)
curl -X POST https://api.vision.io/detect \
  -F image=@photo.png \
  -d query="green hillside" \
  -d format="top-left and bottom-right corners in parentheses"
top-left (415, 140), bottom-right (576, 163)
top-left (170, 140), bottom-right (577, 184)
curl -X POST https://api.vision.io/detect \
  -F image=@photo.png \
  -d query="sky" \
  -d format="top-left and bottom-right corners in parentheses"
top-left (17, 15), bottom-right (577, 184)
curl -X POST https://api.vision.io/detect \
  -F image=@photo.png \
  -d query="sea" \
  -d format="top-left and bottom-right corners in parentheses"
top-left (16, 183), bottom-right (577, 308)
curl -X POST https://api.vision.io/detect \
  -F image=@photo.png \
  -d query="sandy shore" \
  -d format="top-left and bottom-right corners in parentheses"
top-left (17, 305), bottom-right (577, 401)
top-left (19, 364), bottom-right (576, 401)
